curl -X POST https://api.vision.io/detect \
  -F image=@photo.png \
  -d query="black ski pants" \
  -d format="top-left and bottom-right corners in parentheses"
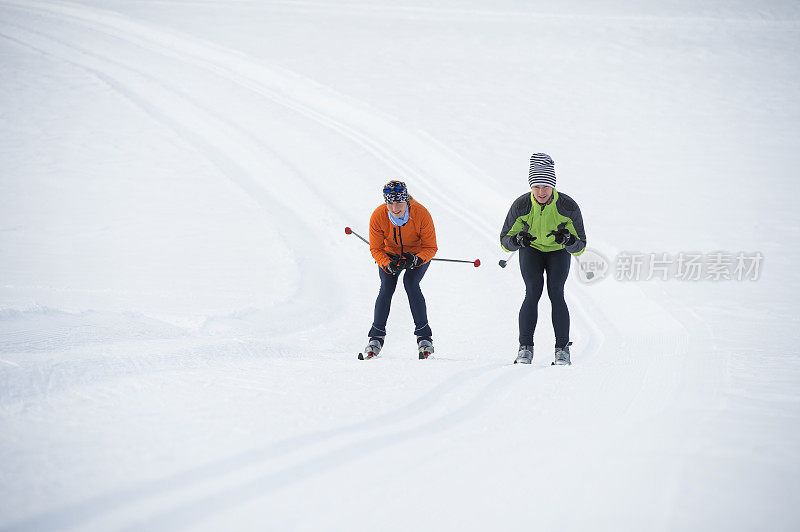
top-left (518, 246), bottom-right (571, 348)
top-left (369, 262), bottom-right (432, 341)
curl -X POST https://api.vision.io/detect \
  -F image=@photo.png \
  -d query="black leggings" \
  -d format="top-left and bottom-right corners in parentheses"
top-left (369, 262), bottom-right (432, 340)
top-left (518, 247), bottom-right (571, 348)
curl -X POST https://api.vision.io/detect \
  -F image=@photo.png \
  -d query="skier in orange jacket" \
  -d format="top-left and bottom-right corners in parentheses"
top-left (361, 180), bottom-right (437, 360)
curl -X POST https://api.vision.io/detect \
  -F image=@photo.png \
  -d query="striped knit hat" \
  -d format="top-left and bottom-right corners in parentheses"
top-left (528, 153), bottom-right (556, 188)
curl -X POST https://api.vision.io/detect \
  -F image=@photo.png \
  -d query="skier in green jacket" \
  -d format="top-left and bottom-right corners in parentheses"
top-left (500, 153), bottom-right (587, 365)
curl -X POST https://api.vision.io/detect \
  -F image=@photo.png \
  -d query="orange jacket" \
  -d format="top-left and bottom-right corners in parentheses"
top-left (369, 200), bottom-right (437, 268)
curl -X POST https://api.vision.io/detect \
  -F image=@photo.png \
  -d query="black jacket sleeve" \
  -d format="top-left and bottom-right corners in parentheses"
top-left (557, 193), bottom-right (587, 255)
top-left (500, 194), bottom-right (531, 251)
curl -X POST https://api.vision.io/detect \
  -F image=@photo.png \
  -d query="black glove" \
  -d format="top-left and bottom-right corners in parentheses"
top-left (513, 232), bottom-right (536, 248)
top-left (549, 225), bottom-right (576, 246)
top-left (386, 254), bottom-right (407, 274)
top-left (403, 252), bottom-right (423, 269)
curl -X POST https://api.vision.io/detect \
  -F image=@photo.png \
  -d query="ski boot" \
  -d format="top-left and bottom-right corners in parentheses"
top-left (553, 342), bottom-right (573, 365)
top-left (514, 345), bottom-right (533, 364)
top-left (417, 338), bottom-right (434, 359)
top-left (358, 337), bottom-right (383, 360)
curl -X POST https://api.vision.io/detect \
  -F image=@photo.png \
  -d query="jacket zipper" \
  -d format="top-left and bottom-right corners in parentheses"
top-left (392, 226), bottom-right (405, 255)
top-left (399, 226), bottom-right (404, 255)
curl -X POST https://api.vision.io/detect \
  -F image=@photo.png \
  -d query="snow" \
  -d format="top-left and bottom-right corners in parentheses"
top-left (1, 0), bottom-right (799, 530)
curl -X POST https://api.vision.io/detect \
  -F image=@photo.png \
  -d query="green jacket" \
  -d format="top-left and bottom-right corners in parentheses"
top-left (500, 189), bottom-right (586, 255)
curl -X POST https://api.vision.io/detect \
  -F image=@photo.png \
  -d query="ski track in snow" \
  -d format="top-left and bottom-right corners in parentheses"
top-left (0, 1), bottom-right (722, 529)
top-left (3, 363), bottom-right (532, 531)
top-left (0, 13), bottom-right (344, 341)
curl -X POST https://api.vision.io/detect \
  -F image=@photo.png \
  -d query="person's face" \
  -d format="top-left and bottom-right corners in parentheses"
top-left (532, 185), bottom-right (553, 204)
top-left (388, 201), bottom-right (408, 217)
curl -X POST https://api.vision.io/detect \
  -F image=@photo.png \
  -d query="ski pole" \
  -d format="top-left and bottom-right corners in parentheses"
top-left (498, 250), bottom-right (517, 268)
top-left (345, 226), bottom-right (481, 267)
top-left (500, 221), bottom-right (530, 268)
top-left (344, 226), bottom-right (369, 244)
top-left (433, 257), bottom-right (481, 267)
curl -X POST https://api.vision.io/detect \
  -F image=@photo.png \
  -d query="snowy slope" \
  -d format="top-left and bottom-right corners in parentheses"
top-left (1, 1), bottom-right (799, 530)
